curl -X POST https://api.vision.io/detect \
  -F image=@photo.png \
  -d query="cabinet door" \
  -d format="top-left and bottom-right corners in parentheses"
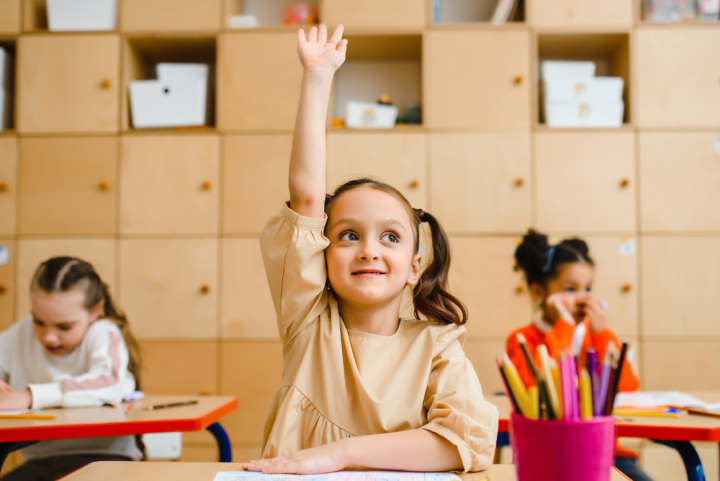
top-left (327, 132), bottom-right (426, 209)
top-left (222, 135), bottom-right (291, 235)
top-left (640, 133), bottom-right (720, 232)
top-left (18, 137), bottom-right (117, 235)
top-left (219, 33), bottom-right (302, 131)
top-left (119, 135), bottom-right (219, 235)
top-left (641, 237), bottom-right (720, 338)
top-left (0, 0), bottom-right (20, 33)
top-left (17, 35), bottom-right (119, 133)
top-left (531, 0), bottom-right (633, 28)
top-left (535, 132), bottom-right (636, 234)
top-left (448, 237), bottom-right (531, 340)
top-left (140, 341), bottom-right (218, 395)
top-left (118, 239), bottom-right (218, 339)
top-left (322, 0), bottom-right (425, 29)
top-left (15, 239), bottom-right (116, 319)
top-left (643, 341), bottom-right (720, 390)
top-left (0, 138), bottom-right (17, 235)
top-left (425, 31), bottom-right (531, 129)
top-left (430, 132), bottom-right (531, 234)
top-left (120, 0), bottom-right (221, 32)
top-left (221, 239), bottom-right (277, 340)
top-left (636, 29), bottom-right (720, 128)
top-left (0, 239), bottom-right (15, 332)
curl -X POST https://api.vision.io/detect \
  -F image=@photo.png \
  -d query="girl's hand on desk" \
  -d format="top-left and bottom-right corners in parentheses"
top-left (0, 389), bottom-right (32, 410)
top-left (242, 441), bottom-right (347, 475)
top-left (297, 24), bottom-right (348, 74)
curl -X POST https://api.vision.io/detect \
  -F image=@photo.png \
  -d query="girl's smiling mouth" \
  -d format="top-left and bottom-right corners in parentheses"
top-left (352, 269), bottom-right (386, 277)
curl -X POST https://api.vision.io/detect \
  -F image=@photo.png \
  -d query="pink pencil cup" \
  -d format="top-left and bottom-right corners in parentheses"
top-left (511, 413), bottom-right (616, 481)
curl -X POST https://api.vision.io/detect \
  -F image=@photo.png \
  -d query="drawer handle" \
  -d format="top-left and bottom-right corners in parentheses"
top-left (0, 284), bottom-right (7, 295)
top-left (99, 181), bottom-right (111, 191)
top-left (621, 283), bottom-right (632, 293)
top-left (201, 181), bottom-right (212, 190)
top-left (0, 182), bottom-right (8, 192)
top-left (200, 284), bottom-right (211, 294)
top-left (515, 285), bottom-right (525, 294)
top-left (514, 178), bottom-right (525, 187)
top-left (514, 76), bottom-right (523, 85)
top-left (620, 179), bottom-right (630, 188)
top-left (409, 179), bottom-right (420, 189)
top-left (100, 78), bottom-right (112, 89)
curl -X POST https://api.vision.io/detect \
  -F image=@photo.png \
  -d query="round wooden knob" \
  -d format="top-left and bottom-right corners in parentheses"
top-left (200, 284), bottom-right (211, 294)
top-left (621, 283), bottom-right (632, 293)
top-left (99, 181), bottom-right (111, 191)
top-left (515, 285), bottom-right (524, 294)
top-left (514, 178), bottom-right (525, 187)
top-left (100, 78), bottom-right (112, 89)
top-left (0, 284), bottom-right (6, 295)
top-left (514, 76), bottom-right (523, 85)
top-left (0, 182), bottom-right (8, 192)
top-left (409, 179), bottom-right (420, 189)
top-left (201, 181), bottom-right (212, 190)
top-left (620, 179), bottom-right (630, 188)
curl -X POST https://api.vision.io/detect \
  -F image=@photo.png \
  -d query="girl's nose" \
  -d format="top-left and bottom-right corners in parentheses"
top-left (358, 244), bottom-right (380, 261)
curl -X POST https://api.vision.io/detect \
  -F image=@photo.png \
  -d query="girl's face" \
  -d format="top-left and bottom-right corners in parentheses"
top-left (532, 262), bottom-right (594, 324)
top-left (325, 187), bottom-right (422, 309)
top-left (30, 287), bottom-right (101, 356)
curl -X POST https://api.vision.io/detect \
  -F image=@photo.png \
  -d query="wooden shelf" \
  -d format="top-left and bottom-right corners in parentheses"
top-left (535, 123), bottom-right (634, 132)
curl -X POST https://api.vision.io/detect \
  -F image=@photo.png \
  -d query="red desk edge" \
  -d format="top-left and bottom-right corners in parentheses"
top-left (0, 397), bottom-right (239, 443)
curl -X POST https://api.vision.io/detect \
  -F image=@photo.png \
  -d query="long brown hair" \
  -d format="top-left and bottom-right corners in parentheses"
top-left (31, 257), bottom-right (142, 388)
top-left (325, 178), bottom-right (468, 326)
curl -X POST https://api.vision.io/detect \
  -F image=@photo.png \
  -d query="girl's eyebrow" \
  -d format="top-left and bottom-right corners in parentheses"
top-left (31, 312), bottom-right (78, 325)
top-left (327, 217), bottom-right (409, 232)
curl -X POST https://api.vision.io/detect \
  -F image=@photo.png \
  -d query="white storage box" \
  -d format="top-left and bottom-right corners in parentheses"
top-left (47, 0), bottom-right (117, 31)
top-left (345, 101), bottom-right (398, 129)
top-left (545, 101), bottom-right (624, 128)
top-left (142, 432), bottom-right (182, 459)
top-left (545, 77), bottom-right (624, 102)
top-left (541, 61), bottom-right (595, 81)
top-left (130, 79), bottom-right (207, 128)
top-left (0, 89), bottom-right (12, 131)
top-left (156, 63), bottom-right (209, 82)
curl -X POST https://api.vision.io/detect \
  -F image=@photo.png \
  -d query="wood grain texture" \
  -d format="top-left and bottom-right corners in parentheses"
top-left (0, 238), bottom-right (14, 332)
top-left (121, 0), bottom-right (221, 32)
top-left (322, 0), bottom-right (425, 30)
top-left (0, 138), bottom-right (17, 235)
top-left (531, 0), bottom-right (633, 28)
top-left (0, 0), bottom-right (20, 33)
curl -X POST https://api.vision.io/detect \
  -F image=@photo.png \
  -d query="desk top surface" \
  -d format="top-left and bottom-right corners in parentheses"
top-left (62, 463), bottom-right (630, 481)
top-left (0, 395), bottom-right (238, 443)
top-left (488, 391), bottom-right (720, 441)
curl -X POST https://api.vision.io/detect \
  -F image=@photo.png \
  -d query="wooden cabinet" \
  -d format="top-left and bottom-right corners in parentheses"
top-left (636, 29), bottom-right (720, 128)
top-left (222, 135), bottom-right (291, 235)
top-left (424, 30), bottom-right (531, 129)
top-left (220, 341), bottom-right (283, 444)
top-left (448, 237), bottom-right (531, 340)
top-left (326, 132), bottom-right (426, 209)
top-left (18, 137), bottom-right (117, 235)
top-left (120, 0), bottom-right (221, 32)
top-left (0, 0), bottom-right (20, 32)
top-left (119, 135), bottom-right (219, 235)
top-left (0, 138), bottom-right (16, 236)
top-left (17, 35), bottom-right (120, 133)
top-left (322, 0), bottom-right (425, 30)
top-left (640, 133), bottom-right (720, 232)
top-left (221, 239), bottom-right (277, 339)
top-left (219, 33), bottom-right (302, 131)
top-left (641, 237), bottom-right (720, 338)
top-left (535, 132), bottom-right (636, 234)
top-left (0, 239), bottom-right (15, 332)
top-left (643, 341), bottom-right (720, 390)
top-left (531, 0), bottom-right (633, 28)
top-left (139, 341), bottom-right (218, 395)
top-left (118, 239), bottom-right (218, 340)
top-left (430, 132), bottom-right (531, 234)
top-left (15, 238), bottom-right (117, 319)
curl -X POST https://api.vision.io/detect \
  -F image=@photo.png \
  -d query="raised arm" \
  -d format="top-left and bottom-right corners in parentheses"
top-left (289, 24), bottom-right (347, 218)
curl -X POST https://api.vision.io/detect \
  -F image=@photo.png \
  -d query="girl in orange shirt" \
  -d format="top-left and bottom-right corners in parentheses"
top-left (507, 229), bottom-right (652, 481)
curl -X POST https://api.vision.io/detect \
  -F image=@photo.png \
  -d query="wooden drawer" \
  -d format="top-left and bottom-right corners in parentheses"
top-left (222, 135), bottom-right (291, 235)
top-left (220, 341), bottom-right (284, 444)
top-left (448, 237), bottom-right (531, 340)
top-left (430, 132), bottom-right (531, 234)
top-left (0, 0), bottom-right (20, 33)
top-left (641, 237), bottom-right (720, 338)
top-left (139, 341), bottom-right (218, 395)
top-left (640, 133), bottom-right (720, 232)
top-left (643, 341), bottom-right (720, 390)
top-left (535, 132), bottom-right (636, 234)
top-left (322, 0), bottom-right (425, 29)
top-left (0, 239), bottom-right (15, 332)
top-left (219, 33), bottom-right (302, 131)
top-left (17, 35), bottom-right (119, 133)
top-left (424, 30), bottom-right (531, 129)
top-left (120, 0), bottom-right (221, 32)
top-left (0, 138), bottom-right (17, 236)
top-left (119, 135), bottom-right (219, 235)
top-left (221, 239), bottom-right (277, 340)
top-left (531, 0), bottom-right (633, 28)
top-left (18, 137), bottom-right (117, 235)
top-left (118, 239), bottom-right (218, 340)
top-left (326, 132), bottom-right (426, 209)
top-left (636, 29), bottom-right (720, 128)
top-left (15, 239), bottom-right (116, 319)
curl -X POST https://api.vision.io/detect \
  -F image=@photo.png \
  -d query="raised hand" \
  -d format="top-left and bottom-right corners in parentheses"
top-left (297, 24), bottom-right (348, 73)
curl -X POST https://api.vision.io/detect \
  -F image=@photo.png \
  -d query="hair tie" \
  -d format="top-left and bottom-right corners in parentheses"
top-left (415, 209), bottom-right (427, 223)
top-left (541, 246), bottom-right (556, 274)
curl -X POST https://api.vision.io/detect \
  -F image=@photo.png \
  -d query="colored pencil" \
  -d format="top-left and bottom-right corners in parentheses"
top-left (597, 346), bottom-right (615, 416)
top-left (538, 345), bottom-right (560, 419)
top-left (569, 353), bottom-right (580, 419)
top-left (495, 355), bottom-right (521, 413)
top-left (586, 349), bottom-right (599, 417)
top-left (550, 359), bottom-right (564, 420)
top-left (604, 342), bottom-right (628, 415)
top-left (0, 414), bottom-right (55, 420)
top-left (579, 368), bottom-right (593, 419)
top-left (560, 353), bottom-right (573, 420)
top-left (516, 333), bottom-right (554, 420)
top-left (528, 386), bottom-right (539, 420)
top-left (502, 353), bottom-right (531, 417)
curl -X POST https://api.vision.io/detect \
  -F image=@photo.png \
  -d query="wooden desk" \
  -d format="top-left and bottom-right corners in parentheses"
top-left (0, 395), bottom-right (238, 468)
top-left (488, 392), bottom-right (720, 481)
top-left (61, 462), bottom-right (631, 481)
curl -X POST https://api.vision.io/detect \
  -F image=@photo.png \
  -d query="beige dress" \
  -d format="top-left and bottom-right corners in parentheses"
top-left (260, 204), bottom-right (499, 472)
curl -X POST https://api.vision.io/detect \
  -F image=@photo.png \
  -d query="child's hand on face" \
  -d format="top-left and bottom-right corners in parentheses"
top-left (297, 24), bottom-right (348, 74)
top-left (243, 441), bottom-right (347, 475)
top-left (545, 293), bottom-right (575, 326)
top-left (0, 389), bottom-right (32, 410)
top-left (583, 296), bottom-right (608, 334)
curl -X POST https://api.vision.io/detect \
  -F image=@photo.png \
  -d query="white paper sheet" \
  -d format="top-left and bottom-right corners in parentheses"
top-left (213, 472), bottom-right (460, 481)
top-left (0, 410), bottom-right (32, 415)
top-left (615, 391), bottom-right (710, 409)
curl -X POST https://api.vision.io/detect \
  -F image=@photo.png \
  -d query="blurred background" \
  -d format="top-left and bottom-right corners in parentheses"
top-left (0, 0), bottom-right (719, 479)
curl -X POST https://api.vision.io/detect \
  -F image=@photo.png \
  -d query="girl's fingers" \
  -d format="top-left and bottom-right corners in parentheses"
top-left (297, 28), bottom-right (307, 43)
top-left (329, 24), bottom-right (345, 45)
top-left (308, 26), bottom-right (318, 43)
top-left (318, 24), bottom-right (327, 44)
top-left (336, 38), bottom-right (348, 52)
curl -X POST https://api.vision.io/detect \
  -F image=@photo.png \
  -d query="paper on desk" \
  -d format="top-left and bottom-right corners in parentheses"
top-left (615, 391), bottom-right (713, 409)
top-left (0, 410), bottom-right (32, 415)
top-left (213, 472), bottom-right (461, 481)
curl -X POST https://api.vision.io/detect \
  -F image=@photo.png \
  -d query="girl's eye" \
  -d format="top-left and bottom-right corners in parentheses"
top-left (564, 287), bottom-right (576, 293)
top-left (340, 232), bottom-right (359, 241)
top-left (58, 324), bottom-right (73, 332)
top-left (32, 318), bottom-right (44, 327)
top-left (381, 233), bottom-right (399, 243)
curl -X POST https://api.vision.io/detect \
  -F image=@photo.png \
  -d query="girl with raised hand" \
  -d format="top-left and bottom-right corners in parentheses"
top-left (242, 24), bottom-right (498, 475)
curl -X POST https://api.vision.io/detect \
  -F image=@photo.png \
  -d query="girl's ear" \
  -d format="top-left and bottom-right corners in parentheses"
top-left (529, 283), bottom-right (546, 304)
top-left (406, 253), bottom-right (422, 287)
top-left (88, 300), bottom-right (104, 323)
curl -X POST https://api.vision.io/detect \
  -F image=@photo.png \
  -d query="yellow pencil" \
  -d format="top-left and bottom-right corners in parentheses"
top-left (528, 386), bottom-right (539, 420)
top-left (579, 368), bottom-right (593, 419)
top-left (538, 345), bottom-right (560, 420)
top-left (550, 359), bottom-right (564, 420)
top-left (0, 414), bottom-right (55, 420)
top-left (502, 353), bottom-right (532, 417)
